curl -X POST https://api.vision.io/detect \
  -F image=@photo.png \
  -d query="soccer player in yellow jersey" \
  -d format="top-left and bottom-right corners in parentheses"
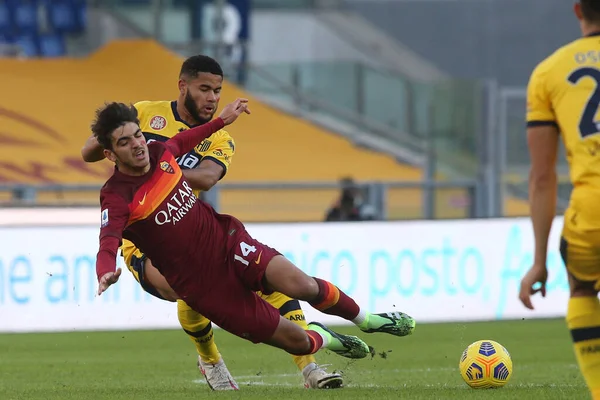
top-left (520, 1), bottom-right (600, 398)
top-left (81, 55), bottom-right (344, 390)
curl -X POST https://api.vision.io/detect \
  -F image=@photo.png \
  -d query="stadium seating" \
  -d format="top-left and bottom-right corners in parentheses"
top-left (0, 40), bottom-right (529, 220)
top-left (0, 0), bottom-right (85, 57)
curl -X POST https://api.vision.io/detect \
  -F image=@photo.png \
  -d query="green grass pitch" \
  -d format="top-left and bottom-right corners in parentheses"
top-left (0, 318), bottom-right (588, 399)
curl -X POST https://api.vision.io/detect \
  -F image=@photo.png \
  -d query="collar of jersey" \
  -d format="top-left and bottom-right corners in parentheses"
top-left (586, 31), bottom-right (600, 37)
top-left (171, 101), bottom-right (201, 128)
top-left (113, 163), bottom-right (153, 181)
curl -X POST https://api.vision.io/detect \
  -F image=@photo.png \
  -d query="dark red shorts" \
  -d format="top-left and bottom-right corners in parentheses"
top-left (183, 228), bottom-right (283, 344)
top-left (226, 227), bottom-right (282, 295)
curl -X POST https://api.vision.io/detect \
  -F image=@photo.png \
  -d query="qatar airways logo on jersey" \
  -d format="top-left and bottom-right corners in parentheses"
top-left (154, 181), bottom-right (197, 226)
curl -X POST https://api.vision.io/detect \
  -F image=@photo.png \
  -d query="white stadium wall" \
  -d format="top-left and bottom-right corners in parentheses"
top-left (0, 208), bottom-right (569, 333)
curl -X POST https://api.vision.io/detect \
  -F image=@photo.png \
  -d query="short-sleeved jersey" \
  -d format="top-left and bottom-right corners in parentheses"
top-left (99, 141), bottom-right (242, 296)
top-left (135, 100), bottom-right (236, 199)
top-left (527, 32), bottom-right (600, 236)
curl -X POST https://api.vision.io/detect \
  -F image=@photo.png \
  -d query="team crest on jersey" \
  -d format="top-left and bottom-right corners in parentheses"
top-left (160, 160), bottom-right (175, 174)
top-left (149, 116), bottom-right (167, 130)
top-left (197, 139), bottom-right (212, 153)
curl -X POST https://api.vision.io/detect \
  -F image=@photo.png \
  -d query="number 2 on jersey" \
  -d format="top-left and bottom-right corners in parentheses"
top-left (234, 241), bottom-right (257, 266)
top-left (568, 67), bottom-right (600, 138)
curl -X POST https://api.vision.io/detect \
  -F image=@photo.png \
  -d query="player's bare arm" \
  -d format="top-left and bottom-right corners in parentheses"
top-left (81, 134), bottom-right (105, 162)
top-left (143, 259), bottom-right (179, 301)
top-left (182, 160), bottom-right (223, 191)
top-left (519, 125), bottom-right (559, 310)
top-left (165, 99), bottom-right (248, 156)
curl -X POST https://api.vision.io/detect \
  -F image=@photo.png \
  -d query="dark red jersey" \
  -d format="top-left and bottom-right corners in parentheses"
top-left (95, 118), bottom-right (242, 295)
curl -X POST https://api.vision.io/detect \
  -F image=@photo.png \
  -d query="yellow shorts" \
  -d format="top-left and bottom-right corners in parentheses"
top-left (120, 239), bottom-right (165, 300)
top-left (560, 236), bottom-right (600, 291)
top-left (560, 204), bottom-right (600, 290)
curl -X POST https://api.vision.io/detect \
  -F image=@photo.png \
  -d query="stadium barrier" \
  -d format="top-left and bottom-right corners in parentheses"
top-left (0, 179), bottom-right (482, 222)
top-left (0, 208), bottom-right (568, 333)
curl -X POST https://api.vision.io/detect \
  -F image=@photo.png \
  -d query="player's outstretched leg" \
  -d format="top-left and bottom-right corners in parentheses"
top-left (260, 291), bottom-right (343, 389)
top-left (177, 300), bottom-right (239, 391)
top-left (266, 316), bottom-right (370, 360)
top-left (264, 255), bottom-right (416, 338)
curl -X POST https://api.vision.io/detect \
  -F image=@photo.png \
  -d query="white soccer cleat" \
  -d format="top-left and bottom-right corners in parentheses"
top-left (198, 356), bottom-right (239, 391)
top-left (303, 363), bottom-right (343, 389)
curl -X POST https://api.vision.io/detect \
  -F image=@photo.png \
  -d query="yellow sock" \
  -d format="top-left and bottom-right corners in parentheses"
top-left (259, 291), bottom-right (317, 372)
top-left (281, 299), bottom-right (316, 371)
top-left (567, 296), bottom-right (600, 399)
top-left (177, 299), bottom-right (221, 364)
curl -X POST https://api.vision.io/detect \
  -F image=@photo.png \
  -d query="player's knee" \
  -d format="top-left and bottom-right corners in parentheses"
top-left (284, 330), bottom-right (312, 355)
top-left (572, 286), bottom-right (597, 298)
top-left (271, 318), bottom-right (312, 355)
top-left (569, 274), bottom-right (597, 297)
top-left (265, 256), bottom-right (319, 300)
top-left (289, 276), bottom-right (319, 301)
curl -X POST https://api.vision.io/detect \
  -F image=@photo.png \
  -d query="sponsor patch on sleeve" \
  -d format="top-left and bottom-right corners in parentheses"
top-left (101, 209), bottom-right (109, 228)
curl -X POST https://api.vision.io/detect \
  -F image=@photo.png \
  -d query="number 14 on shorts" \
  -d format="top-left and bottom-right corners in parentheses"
top-left (234, 241), bottom-right (258, 266)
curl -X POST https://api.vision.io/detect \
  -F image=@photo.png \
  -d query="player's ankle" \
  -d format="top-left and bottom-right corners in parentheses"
top-left (302, 362), bottom-right (318, 378)
top-left (352, 312), bottom-right (372, 330)
top-left (200, 354), bottom-right (222, 365)
top-left (354, 311), bottom-right (370, 330)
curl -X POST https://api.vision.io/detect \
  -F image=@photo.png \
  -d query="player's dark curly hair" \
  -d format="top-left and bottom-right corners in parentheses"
top-left (581, 0), bottom-right (600, 23)
top-left (91, 102), bottom-right (139, 150)
top-left (179, 55), bottom-right (223, 80)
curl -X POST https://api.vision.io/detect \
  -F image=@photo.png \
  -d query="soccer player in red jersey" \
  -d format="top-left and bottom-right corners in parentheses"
top-left (82, 55), bottom-right (346, 390)
top-left (93, 100), bottom-right (416, 361)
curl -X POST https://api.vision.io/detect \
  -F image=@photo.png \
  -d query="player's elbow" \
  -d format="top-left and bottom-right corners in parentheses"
top-left (81, 148), bottom-right (94, 162)
top-left (81, 147), bottom-right (104, 163)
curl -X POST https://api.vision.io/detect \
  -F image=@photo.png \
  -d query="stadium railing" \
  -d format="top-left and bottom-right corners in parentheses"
top-left (94, 1), bottom-right (484, 179)
top-left (239, 61), bottom-right (484, 178)
top-left (0, 179), bottom-right (483, 222)
top-left (51, 2), bottom-right (505, 217)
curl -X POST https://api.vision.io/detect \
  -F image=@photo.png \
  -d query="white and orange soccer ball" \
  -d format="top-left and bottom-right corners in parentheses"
top-left (459, 340), bottom-right (513, 389)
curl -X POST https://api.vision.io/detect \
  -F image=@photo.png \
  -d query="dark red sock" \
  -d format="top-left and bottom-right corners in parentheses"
top-left (309, 277), bottom-right (360, 320)
top-left (306, 330), bottom-right (324, 354)
top-left (288, 330), bottom-right (323, 356)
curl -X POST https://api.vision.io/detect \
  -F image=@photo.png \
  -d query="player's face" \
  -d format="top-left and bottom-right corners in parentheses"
top-left (181, 72), bottom-right (223, 124)
top-left (105, 122), bottom-right (150, 175)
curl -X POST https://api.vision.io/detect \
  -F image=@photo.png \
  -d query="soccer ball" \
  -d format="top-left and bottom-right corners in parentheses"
top-left (459, 340), bottom-right (513, 389)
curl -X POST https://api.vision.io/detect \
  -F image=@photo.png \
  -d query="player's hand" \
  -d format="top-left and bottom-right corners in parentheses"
top-left (518, 263), bottom-right (548, 310)
top-left (97, 268), bottom-right (122, 296)
top-left (219, 98), bottom-right (251, 125)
